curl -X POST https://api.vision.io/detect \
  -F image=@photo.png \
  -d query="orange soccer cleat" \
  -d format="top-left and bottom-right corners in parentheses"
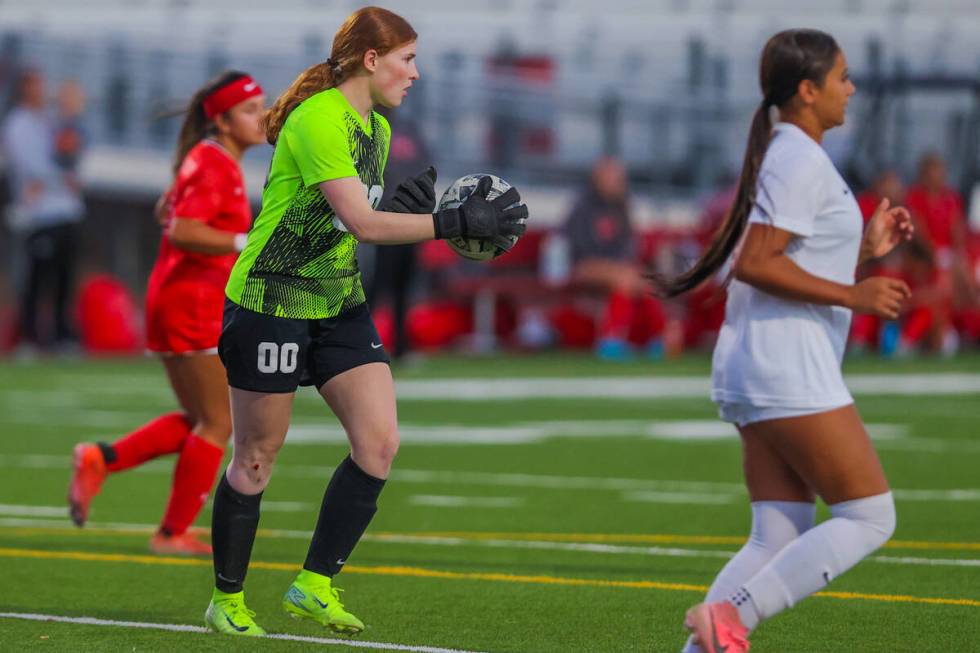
top-left (67, 443), bottom-right (107, 527)
top-left (684, 601), bottom-right (750, 653)
top-left (149, 530), bottom-right (213, 557)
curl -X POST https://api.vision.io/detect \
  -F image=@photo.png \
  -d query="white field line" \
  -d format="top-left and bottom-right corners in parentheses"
top-left (387, 468), bottom-right (747, 493)
top-left (5, 410), bottom-right (154, 428)
top-left (2, 516), bottom-right (979, 570)
top-left (286, 420), bottom-right (908, 446)
top-left (890, 489), bottom-right (980, 502)
top-left (368, 533), bottom-right (734, 561)
top-left (408, 495), bottom-right (524, 508)
top-left (256, 501), bottom-right (315, 512)
top-left (872, 556), bottom-right (980, 568)
top-left (0, 517), bottom-right (167, 530)
top-left (19, 373), bottom-right (980, 403)
top-left (622, 491), bottom-right (737, 505)
top-left (7, 418), bottom-right (977, 453)
top-left (388, 374), bottom-right (980, 400)
top-left (7, 424), bottom-right (978, 454)
top-left (0, 612), bottom-right (486, 652)
top-left (0, 503), bottom-right (73, 517)
top-left (4, 451), bottom-right (980, 502)
top-left (871, 438), bottom-right (980, 455)
top-left (0, 454), bottom-right (750, 490)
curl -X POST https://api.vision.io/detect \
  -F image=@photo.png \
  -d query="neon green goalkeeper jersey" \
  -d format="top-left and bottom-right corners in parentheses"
top-left (226, 87), bottom-right (390, 318)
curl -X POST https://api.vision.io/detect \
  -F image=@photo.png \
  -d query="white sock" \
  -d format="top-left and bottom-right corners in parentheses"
top-left (736, 491), bottom-right (895, 627)
top-left (681, 501), bottom-right (815, 653)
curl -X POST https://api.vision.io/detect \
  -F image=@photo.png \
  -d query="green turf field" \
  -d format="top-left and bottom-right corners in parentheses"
top-left (1, 353), bottom-right (979, 652)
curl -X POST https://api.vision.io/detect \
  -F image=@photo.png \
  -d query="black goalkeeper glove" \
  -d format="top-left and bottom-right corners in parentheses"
top-left (432, 176), bottom-right (528, 240)
top-left (385, 166), bottom-right (437, 214)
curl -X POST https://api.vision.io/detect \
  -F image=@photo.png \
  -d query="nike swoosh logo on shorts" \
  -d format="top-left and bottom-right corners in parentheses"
top-left (371, 342), bottom-right (383, 349)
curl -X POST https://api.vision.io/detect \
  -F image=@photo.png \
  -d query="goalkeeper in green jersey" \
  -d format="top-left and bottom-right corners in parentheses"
top-left (205, 6), bottom-right (528, 637)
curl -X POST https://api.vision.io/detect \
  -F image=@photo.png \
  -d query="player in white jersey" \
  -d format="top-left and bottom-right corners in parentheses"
top-left (652, 29), bottom-right (914, 652)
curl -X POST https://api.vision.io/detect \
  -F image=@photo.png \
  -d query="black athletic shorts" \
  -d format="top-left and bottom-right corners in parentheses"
top-left (219, 299), bottom-right (389, 393)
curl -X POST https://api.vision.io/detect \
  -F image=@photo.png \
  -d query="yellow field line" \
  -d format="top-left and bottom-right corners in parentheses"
top-left (1, 546), bottom-right (978, 608)
top-left (4, 525), bottom-right (980, 552)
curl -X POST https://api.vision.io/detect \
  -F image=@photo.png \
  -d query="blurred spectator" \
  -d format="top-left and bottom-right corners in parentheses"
top-left (54, 80), bottom-right (86, 173)
top-left (906, 154), bottom-right (969, 267)
top-left (851, 166), bottom-right (974, 357)
top-left (904, 154), bottom-right (977, 353)
top-left (564, 156), bottom-right (665, 359)
top-left (366, 112), bottom-right (431, 360)
top-left (1, 69), bottom-right (85, 352)
top-left (871, 238), bottom-right (958, 357)
top-left (850, 170), bottom-right (907, 354)
top-left (857, 169), bottom-right (906, 225)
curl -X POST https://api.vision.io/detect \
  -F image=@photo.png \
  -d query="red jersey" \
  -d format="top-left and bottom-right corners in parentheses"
top-left (145, 140), bottom-right (251, 354)
top-left (150, 140), bottom-right (251, 290)
top-left (905, 184), bottom-right (964, 250)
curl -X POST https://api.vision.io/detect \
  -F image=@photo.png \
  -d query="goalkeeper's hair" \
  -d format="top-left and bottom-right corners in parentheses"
top-left (264, 6), bottom-right (416, 145)
top-left (172, 70), bottom-right (250, 175)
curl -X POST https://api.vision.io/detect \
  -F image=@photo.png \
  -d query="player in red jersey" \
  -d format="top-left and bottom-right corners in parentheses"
top-left (67, 71), bottom-right (266, 555)
top-left (905, 153), bottom-right (976, 353)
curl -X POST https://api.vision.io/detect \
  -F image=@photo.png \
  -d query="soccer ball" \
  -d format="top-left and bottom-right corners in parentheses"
top-left (437, 173), bottom-right (525, 261)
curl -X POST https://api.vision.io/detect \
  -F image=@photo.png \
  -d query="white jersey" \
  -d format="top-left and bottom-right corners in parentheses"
top-left (711, 122), bottom-right (863, 409)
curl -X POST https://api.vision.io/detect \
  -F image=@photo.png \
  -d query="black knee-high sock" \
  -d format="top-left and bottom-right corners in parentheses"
top-left (304, 455), bottom-right (386, 577)
top-left (211, 473), bottom-right (263, 593)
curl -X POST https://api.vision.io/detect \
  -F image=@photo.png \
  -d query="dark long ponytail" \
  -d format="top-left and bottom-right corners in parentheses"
top-left (172, 70), bottom-right (250, 175)
top-left (651, 28), bottom-right (841, 297)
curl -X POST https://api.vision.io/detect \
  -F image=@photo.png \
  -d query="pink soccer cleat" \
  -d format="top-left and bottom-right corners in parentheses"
top-left (684, 601), bottom-right (750, 653)
top-left (149, 531), bottom-right (213, 557)
top-left (67, 443), bottom-right (107, 527)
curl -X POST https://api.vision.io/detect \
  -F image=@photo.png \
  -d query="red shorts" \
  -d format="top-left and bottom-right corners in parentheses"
top-left (145, 281), bottom-right (226, 355)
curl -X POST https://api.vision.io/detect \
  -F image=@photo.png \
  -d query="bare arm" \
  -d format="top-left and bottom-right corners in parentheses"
top-left (736, 224), bottom-right (852, 305)
top-left (168, 218), bottom-right (244, 255)
top-left (319, 177), bottom-right (435, 245)
top-left (735, 223), bottom-right (911, 319)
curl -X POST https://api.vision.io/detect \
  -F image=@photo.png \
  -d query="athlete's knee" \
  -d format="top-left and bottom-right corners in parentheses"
top-left (830, 491), bottom-right (896, 550)
top-left (352, 424), bottom-right (399, 475)
top-left (373, 427), bottom-right (400, 470)
top-left (229, 441), bottom-right (281, 490)
top-left (193, 413), bottom-right (233, 447)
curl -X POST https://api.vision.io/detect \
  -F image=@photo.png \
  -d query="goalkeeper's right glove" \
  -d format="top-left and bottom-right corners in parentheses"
top-left (432, 176), bottom-right (528, 240)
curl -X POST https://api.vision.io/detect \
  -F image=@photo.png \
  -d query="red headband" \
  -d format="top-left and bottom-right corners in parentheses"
top-left (202, 76), bottom-right (263, 119)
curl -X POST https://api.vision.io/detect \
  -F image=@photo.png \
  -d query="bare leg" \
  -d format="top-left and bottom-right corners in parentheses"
top-left (743, 404), bottom-right (888, 504)
top-left (319, 362), bottom-right (399, 479)
top-left (151, 354), bottom-right (234, 540)
top-left (225, 388), bottom-right (294, 494)
top-left (162, 354), bottom-right (232, 445)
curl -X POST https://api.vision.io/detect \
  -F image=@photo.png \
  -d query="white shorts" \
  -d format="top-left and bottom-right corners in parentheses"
top-left (717, 401), bottom-right (854, 428)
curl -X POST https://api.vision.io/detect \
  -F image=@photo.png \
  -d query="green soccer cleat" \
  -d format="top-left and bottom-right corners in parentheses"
top-left (282, 569), bottom-right (365, 634)
top-left (204, 589), bottom-right (266, 637)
